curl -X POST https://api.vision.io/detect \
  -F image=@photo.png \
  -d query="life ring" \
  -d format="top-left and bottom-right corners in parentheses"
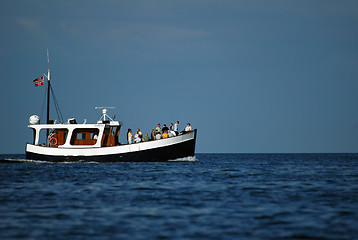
top-left (49, 136), bottom-right (58, 147)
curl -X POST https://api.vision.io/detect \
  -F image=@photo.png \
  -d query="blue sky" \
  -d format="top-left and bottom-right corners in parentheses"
top-left (1, 0), bottom-right (358, 153)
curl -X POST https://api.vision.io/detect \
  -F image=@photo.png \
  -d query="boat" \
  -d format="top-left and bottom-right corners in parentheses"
top-left (25, 52), bottom-right (197, 162)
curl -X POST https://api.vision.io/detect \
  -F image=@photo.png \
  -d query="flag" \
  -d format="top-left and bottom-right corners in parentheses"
top-left (33, 76), bottom-right (44, 87)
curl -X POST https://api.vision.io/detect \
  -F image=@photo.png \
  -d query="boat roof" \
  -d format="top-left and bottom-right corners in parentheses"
top-left (28, 120), bottom-right (120, 130)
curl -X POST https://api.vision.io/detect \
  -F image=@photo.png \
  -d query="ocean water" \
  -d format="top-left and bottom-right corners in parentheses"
top-left (0, 153), bottom-right (357, 240)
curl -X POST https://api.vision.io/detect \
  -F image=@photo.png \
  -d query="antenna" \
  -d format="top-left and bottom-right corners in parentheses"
top-left (47, 48), bottom-right (50, 81)
top-left (95, 106), bottom-right (116, 122)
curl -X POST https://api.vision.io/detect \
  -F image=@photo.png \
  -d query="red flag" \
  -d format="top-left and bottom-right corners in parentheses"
top-left (33, 76), bottom-right (44, 87)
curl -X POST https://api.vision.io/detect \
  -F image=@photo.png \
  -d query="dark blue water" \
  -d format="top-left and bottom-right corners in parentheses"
top-left (1, 153), bottom-right (357, 240)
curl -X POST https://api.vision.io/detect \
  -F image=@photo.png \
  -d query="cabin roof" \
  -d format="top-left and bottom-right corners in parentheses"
top-left (28, 121), bottom-right (120, 130)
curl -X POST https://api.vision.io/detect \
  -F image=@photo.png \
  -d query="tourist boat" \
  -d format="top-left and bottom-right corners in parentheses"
top-left (25, 52), bottom-right (197, 162)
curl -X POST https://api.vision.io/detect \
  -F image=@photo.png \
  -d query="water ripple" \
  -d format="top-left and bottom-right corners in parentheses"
top-left (0, 153), bottom-right (357, 239)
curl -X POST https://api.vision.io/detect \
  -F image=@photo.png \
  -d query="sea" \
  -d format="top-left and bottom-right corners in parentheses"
top-left (0, 153), bottom-right (357, 240)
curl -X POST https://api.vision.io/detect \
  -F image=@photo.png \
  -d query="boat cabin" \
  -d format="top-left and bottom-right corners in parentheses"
top-left (29, 119), bottom-right (121, 148)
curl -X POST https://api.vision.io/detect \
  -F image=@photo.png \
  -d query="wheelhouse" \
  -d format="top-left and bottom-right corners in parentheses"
top-left (29, 120), bottom-right (121, 148)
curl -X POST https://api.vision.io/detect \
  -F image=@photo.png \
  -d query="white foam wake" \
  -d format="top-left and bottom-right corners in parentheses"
top-left (3, 158), bottom-right (48, 163)
top-left (168, 156), bottom-right (198, 162)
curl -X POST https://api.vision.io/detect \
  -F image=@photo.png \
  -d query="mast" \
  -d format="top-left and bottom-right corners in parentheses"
top-left (46, 49), bottom-right (51, 137)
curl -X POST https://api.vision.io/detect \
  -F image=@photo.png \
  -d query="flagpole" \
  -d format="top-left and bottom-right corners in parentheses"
top-left (46, 49), bottom-right (51, 138)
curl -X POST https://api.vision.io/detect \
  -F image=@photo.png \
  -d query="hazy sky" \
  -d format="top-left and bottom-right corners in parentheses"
top-left (1, 0), bottom-right (358, 153)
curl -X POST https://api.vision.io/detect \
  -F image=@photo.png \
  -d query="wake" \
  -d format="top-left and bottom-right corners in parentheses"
top-left (168, 156), bottom-right (198, 162)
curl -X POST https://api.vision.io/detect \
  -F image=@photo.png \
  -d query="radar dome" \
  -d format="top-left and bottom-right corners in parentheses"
top-left (29, 115), bottom-right (40, 125)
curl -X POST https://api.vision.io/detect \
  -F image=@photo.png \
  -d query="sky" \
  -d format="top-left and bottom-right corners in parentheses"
top-left (1, 0), bottom-right (358, 153)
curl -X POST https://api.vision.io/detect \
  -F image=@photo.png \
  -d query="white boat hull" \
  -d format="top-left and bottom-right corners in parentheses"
top-left (26, 130), bottom-right (197, 162)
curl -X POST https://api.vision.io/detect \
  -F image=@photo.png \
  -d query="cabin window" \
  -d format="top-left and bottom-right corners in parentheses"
top-left (70, 128), bottom-right (99, 145)
top-left (37, 129), bottom-right (50, 146)
top-left (111, 127), bottom-right (116, 136)
top-left (36, 128), bottom-right (68, 146)
top-left (91, 133), bottom-right (98, 139)
top-left (76, 133), bottom-right (86, 140)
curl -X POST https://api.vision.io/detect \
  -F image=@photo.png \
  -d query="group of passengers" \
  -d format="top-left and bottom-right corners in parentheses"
top-left (126, 121), bottom-right (192, 144)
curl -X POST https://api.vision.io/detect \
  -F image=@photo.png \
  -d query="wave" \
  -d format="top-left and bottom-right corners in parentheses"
top-left (0, 158), bottom-right (47, 164)
top-left (168, 156), bottom-right (198, 162)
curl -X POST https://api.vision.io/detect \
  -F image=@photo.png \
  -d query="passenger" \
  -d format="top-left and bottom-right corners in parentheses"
top-left (127, 128), bottom-right (133, 144)
top-left (181, 123), bottom-right (192, 134)
top-left (156, 123), bottom-right (162, 134)
top-left (162, 130), bottom-right (169, 139)
top-left (169, 130), bottom-right (176, 137)
top-left (156, 132), bottom-right (162, 140)
top-left (134, 133), bottom-right (141, 143)
top-left (162, 124), bottom-right (169, 133)
top-left (174, 121), bottom-right (179, 135)
top-left (136, 128), bottom-right (143, 140)
top-left (143, 133), bottom-right (150, 142)
top-left (184, 123), bottom-right (191, 132)
top-left (185, 123), bottom-right (192, 132)
top-left (170, 123), bottom-right (174, 131)
top-left (151, 129), bottom-right (156, 141)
